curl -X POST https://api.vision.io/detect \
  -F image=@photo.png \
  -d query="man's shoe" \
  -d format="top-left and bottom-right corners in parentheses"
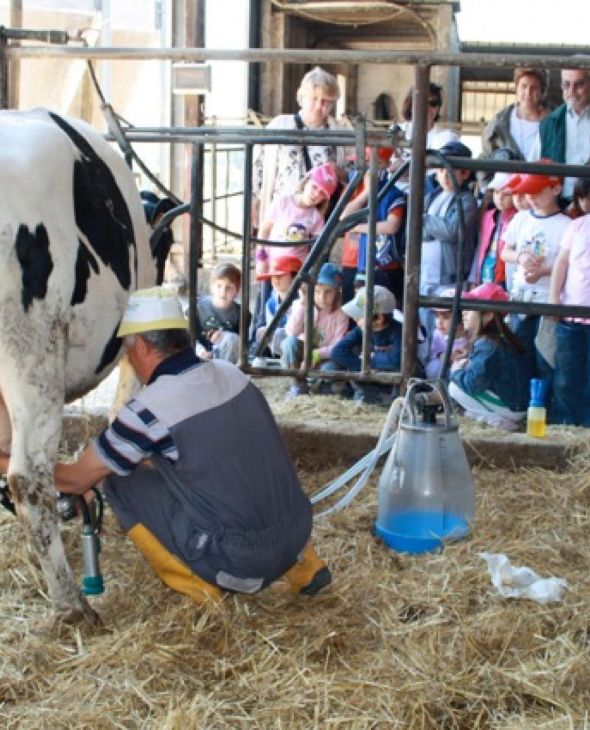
top-left (300, 566), bottom-right (332, 596)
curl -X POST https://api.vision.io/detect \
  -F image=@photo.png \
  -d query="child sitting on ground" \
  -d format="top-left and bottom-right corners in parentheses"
top-left (425, 288), bottom-right (469, 379)
top-left (195, 262), bottom-right (250, 365)
top-left (254, 255), bottom-right (302, 358)
top-left (548, 177), bottom-right (590, 426)
top-left (449, 283), bottom-right (529, 431)
top-left (281, 262), bottom-right (350, 398)
top-left (327, 285), bottom-right (402, 405)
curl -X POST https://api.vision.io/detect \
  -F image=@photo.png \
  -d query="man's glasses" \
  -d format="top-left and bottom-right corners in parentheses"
top-left (428, 100), bottom-right (441, 108)
top-left (561, 79), bottom-right (589, 92)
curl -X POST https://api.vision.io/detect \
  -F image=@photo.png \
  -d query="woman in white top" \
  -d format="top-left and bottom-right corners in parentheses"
top-left (481, 68), bottom-right (549, 164)
top-left (252, 67), bottom-right (346, 227)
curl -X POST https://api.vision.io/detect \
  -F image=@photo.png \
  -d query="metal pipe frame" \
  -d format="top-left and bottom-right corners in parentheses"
top-left (188, 144), bottom-right (202, 346)
top-left (239, 143), bottom-right (253, 371)
top-left (402, 64), bottom-right (429, 385)
top-left (7, 45), bottom-right (590, 71)
top-left (3, 36), bottom-right (590, 388)
top-left (361, 145), bottom-right (378, 374)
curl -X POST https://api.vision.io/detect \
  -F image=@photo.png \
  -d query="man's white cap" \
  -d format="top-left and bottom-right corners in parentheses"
top-left (117, 286), bottom-right (188, 337)
top-left (342, 285), bottom-right (396, 320)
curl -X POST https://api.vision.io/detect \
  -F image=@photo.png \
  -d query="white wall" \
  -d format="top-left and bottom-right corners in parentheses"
top-left (0, 1), bottom-right (172, 185)
top-left (204, 0), bottom-right (248, 123)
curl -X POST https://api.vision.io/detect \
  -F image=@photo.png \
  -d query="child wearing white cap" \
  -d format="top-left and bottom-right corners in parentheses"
top-left (425, 288), bottom-right (468, 379)
top-left (325, 285), bottom-right (402, 405)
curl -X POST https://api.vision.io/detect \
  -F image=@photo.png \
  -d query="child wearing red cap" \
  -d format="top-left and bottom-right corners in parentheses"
top-left (253, 255), bottom-right (303, 357)
top-left (448, 283), bottom-right (529, 430)
top-left (500, 168), bottom-right (570, 396)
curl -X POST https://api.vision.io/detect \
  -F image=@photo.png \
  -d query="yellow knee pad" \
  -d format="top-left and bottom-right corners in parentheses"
top-left (128, 523), bottom-right (222, 606)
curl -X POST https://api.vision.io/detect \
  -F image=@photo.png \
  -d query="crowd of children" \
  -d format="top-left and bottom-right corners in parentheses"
top-left (179, 114), bottom-right (590, 427)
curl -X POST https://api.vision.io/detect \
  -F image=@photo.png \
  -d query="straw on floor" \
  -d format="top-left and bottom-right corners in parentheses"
top-left (0, 389), bottom-right (589, 728)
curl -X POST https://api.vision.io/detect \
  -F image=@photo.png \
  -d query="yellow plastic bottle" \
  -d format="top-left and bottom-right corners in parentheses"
top-left (526, 379), bottom-right (547, 438)
top-left (526, 405), bottom-right (546, 438)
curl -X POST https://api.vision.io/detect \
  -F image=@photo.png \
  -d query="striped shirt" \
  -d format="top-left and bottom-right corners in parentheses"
top-left (94, 348), bottom-right (201, 476)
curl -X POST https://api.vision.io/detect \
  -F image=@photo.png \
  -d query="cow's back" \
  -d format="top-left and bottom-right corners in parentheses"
top-left (0, 109), bottom-right (154, 401)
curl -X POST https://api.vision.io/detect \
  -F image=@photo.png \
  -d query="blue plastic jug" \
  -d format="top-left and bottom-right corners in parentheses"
top-left (375, 380), bottom-right (475, 554)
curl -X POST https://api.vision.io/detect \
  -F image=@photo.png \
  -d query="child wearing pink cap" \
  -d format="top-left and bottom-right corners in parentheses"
top-left (449, 283), bottom-right (529, 430)
top-left (256, 162), bottom-right (338, 278)
top-left (252, 163), bottom-right (338, 353)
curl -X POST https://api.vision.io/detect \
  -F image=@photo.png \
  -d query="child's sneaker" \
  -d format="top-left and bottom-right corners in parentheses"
top-left (285, 383), bottom-right (309, 400)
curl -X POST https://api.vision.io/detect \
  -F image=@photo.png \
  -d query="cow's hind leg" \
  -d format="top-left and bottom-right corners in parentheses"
top-left (4, 342), bottom-right (98, 624)
top-left (9, 472), bottom-right (99, 625)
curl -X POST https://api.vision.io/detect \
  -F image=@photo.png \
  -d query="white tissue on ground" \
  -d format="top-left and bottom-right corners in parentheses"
top-left (479, 552), bottom-right (567, 604)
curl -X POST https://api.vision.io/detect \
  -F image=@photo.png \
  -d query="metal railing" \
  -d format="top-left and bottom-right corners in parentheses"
top-left (3, 36), bottom-right (590, 391)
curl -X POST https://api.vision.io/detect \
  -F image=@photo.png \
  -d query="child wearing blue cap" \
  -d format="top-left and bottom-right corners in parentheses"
top-left (281, 262), bottom-right (349, 398)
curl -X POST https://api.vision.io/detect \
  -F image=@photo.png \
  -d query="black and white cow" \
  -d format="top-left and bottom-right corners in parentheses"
top-left (0, 108), bottom-right (155, 622)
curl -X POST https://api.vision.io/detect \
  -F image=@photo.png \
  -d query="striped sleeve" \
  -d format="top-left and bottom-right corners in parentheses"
top-left (93, 399), bottom-right (178, 476)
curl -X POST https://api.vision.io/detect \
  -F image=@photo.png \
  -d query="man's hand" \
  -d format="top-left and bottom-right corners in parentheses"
top-left (55, 446), bottom-right (112, 496)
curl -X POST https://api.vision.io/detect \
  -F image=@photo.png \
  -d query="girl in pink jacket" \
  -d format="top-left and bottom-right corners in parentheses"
top-left (281, 262), bottom-right (349, 398)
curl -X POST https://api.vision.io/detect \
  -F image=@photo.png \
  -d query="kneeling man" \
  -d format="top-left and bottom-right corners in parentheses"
top-left (56, 287), bottom-right (331, 604)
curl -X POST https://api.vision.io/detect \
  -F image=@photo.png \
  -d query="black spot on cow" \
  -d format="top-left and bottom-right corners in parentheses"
top-left (71, 239), bottom-right (99, 306)
top-left (48, 112), bottom-right (137, 292)
top-left (15, 223), bottom-right (54, 312)
top-left (95, 322), bottom-right (123, 375)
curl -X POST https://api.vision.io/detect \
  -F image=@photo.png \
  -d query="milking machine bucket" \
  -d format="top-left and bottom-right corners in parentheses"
top-left (375, 379), bottom-right (475, 554)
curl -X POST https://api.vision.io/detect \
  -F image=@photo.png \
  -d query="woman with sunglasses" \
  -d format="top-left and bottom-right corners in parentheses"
top-left (400, 81), bottom-right (459, 151)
